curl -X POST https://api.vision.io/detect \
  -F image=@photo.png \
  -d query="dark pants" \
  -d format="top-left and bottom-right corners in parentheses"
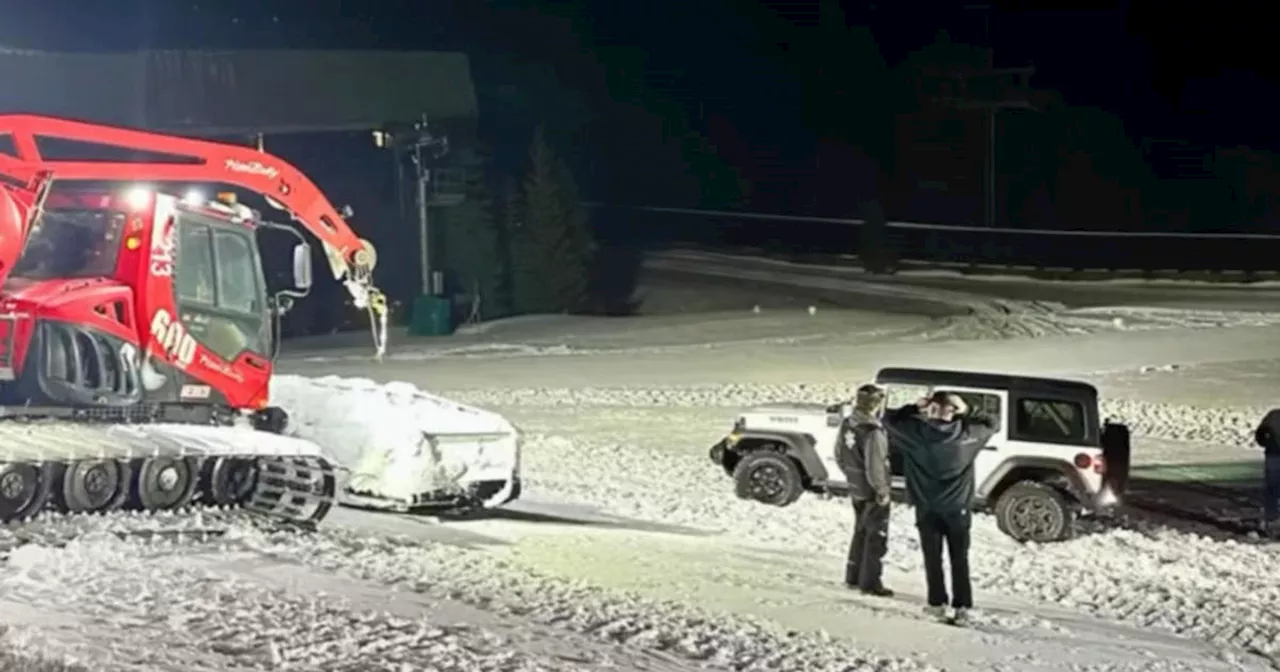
top-left (846, 498), bottom-right (890, 589)
top-left (916, 509), bottom-right (972, 609)
top-left (1265, 454), bottom-right (1280, 523)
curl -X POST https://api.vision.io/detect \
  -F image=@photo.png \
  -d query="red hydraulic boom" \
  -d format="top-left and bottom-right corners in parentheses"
top-left (0, 114), bottom-right (387, 353)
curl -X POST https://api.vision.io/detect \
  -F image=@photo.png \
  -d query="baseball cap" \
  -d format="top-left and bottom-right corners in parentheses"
top-left (855, 383), bottom-right (885, 407)
top-left (855, 378), bottom-right (885, 396)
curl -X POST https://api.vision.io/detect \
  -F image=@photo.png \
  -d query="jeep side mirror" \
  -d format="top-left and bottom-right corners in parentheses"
top-left (292, 243), bottom-right (313, 290)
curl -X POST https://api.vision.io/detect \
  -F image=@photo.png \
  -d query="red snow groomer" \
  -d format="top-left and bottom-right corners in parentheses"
top-left (0, 115), bottom-right (389, 526)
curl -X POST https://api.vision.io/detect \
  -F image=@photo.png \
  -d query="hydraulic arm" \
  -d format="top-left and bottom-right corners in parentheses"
top-left (0, 114), bottom-right (388, 356)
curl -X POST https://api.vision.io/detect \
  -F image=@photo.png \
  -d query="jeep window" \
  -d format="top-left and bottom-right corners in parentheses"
top-left (934, 391), bottom-right (1003, 431)
top-left (1016, 398), bottom-right (1086, 442)
top-left (885, 384), bottom-right (930, 410)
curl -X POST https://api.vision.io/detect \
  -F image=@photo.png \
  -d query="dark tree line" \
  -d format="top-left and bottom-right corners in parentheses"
top-left (435, 126), bottom-right (596, 323)
top-left (435, 1), bottom-right (1280, 317)
top-left (740, 3), bottom-right (1280, 236)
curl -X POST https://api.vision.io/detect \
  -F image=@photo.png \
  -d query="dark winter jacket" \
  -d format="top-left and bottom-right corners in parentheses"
top-left (1256, 409), bottom-right (1280, 456)
top-left (882, 404), bottom-right (997, 514)
top-left (836, 409), bottom-right (891, 502)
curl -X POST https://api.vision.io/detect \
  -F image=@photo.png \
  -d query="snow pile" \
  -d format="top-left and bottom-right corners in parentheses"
top-left (269, 375), bottom-right (520, 505)
top-left (444, 382), bottom-right (1264, 447)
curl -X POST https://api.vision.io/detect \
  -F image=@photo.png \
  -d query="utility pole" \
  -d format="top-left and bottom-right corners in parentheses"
top-left (415, 160), bottom-right (431, 296)
top-left (400, 116), bottom-right (449, 297)
top-left (372, 118), bottom-right (450, 336)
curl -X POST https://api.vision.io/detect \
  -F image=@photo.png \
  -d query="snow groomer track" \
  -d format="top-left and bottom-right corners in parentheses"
top-left (0, 420), bottom-right (337, 532)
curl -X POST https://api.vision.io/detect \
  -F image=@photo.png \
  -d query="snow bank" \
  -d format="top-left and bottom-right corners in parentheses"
top-left (268, 375), bottom-right (521, 507)
top-left (444, 382), bottom-right (1265, 448)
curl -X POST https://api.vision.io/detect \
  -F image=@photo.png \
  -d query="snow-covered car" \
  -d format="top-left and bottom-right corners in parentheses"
top-left (270, 375), bottom-right (521, 512)
top-left (708, 367), bottom-right (1131, 543)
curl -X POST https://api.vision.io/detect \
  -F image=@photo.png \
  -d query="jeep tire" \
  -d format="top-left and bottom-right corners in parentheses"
top-left (733, 451), bottom-right (804, 507)
top-left (994, 481), bottom-right (1075, 543)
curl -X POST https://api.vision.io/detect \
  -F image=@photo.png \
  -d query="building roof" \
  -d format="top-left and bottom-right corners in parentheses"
top-left (0, 49), bottom-right (476, 134)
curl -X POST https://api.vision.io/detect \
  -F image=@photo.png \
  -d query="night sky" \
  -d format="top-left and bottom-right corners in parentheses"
top-left (4, 0), bottom-right (1275, 150)
top-left (3, 0), bottom-right (1279, 319)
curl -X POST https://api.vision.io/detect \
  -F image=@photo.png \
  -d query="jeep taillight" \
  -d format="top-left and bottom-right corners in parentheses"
top-left (1074, 452), bottom-right (1106, 473)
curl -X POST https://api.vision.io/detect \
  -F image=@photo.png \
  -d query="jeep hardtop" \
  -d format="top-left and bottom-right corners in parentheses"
top-left (708, 367), bottom-right (1131, 542)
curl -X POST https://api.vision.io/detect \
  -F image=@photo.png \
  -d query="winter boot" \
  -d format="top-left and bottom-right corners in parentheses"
top-left (923, 605), bottom-right (948, 622)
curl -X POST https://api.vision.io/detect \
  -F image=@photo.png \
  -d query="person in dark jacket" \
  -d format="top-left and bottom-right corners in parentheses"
top-left (836, 383), bottom-right (893, 596)
top-left (883, 391), bottom-right (997, 624)
top-left (1254, 409), bottom-right (1280, 531)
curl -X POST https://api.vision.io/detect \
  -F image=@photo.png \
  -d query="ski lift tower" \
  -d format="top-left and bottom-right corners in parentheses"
top-left (372, 116), bottom-right (461, 335)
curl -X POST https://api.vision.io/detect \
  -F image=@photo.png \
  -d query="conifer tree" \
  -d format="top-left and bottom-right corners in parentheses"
top-left (439, 147), bottom-right (508, 321)
top-left (509, 126), bottom-right (594, 314)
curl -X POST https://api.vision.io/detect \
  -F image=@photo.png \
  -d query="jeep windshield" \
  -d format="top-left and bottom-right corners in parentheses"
top-left (9, 208), bottom-right (125, 281)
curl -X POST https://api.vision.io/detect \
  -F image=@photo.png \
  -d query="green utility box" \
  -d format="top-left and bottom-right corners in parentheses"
top-left (409, 294), bottom-right (454, 336)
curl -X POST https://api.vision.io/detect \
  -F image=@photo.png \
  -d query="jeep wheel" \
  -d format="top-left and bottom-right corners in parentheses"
top-left (994, 481), bottom-right (1075, 543)
top-left (732, 451), bottom-right (804, 507)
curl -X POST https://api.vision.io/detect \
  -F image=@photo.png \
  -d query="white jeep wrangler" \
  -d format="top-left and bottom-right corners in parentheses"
top-left (708, 367), bottom-right (1131, 543)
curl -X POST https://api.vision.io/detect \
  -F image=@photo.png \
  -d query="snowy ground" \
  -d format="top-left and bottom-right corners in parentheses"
top-left (8, 273), bottom-right (1280, 671)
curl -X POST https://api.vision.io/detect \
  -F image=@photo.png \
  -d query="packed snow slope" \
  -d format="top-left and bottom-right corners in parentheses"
top-left (9, 276), bottom-right (1280, 671)
top-left (277, 284), bottom-right (1280, 669)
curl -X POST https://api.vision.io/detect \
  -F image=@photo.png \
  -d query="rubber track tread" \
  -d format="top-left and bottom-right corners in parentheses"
top-left (0, 421), bottom-right (337, 526)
